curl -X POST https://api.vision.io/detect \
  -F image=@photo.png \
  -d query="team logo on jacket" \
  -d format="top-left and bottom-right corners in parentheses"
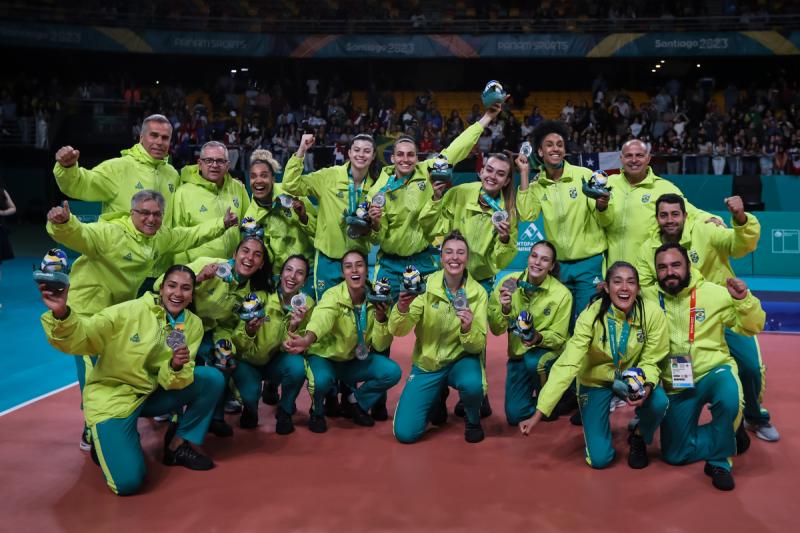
top-left (418, 182), bottom-right (426, 191)
top-left (641, 194), bottom-right (651, 203)
top-left (130, 333), bottom-right (140, 343)
top-left (542, 194), bottom-right (548, 202)
top-left (431, 301), bottom-right (440, 309)
top-left (543, 306), bottom-right (551, 316)
top-left (135, 181), bottom-right (144, 190)
top-left (123, 252), bottom-right (133, 261)
top-left (337, 191), bottom-right (344, 198)
top-left (637, 329), bottom-right (645, 343)
top-left (317, 280), bottom-right (326, 290)
top-left (569, 187), bottom-right (577, 199)
top-left (168, 183), bottom-right (175, 193)
top-left (695, 308), bottom-right (706, 323)
top-left (233, 198), bottom-right (240, 208)
top-left (199, 205), bottom-right (208, 213)
top-left (689, 250), bottom-right (699, 264)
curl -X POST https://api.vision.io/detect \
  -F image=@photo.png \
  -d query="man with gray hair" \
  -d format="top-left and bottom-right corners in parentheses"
top-left (169, 140), bottom-right (250, 263)
top-left (53, 114), bottom-right (181, 225)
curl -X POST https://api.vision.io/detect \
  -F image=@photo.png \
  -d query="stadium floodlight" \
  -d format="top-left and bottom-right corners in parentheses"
top-left (241, 67), bottom-right (249, 72)
top-left (660, 60), bottom-right (665, 64)
top-left (231, 69), bottom-right (237, 74)
top-left (651, 69), bottom-right (656, 73)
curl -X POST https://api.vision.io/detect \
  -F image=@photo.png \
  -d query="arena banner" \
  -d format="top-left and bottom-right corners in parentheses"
top-left (3, 22), bottom-right (800, 57)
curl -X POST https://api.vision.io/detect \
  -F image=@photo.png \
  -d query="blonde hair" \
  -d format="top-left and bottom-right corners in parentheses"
top-left (250, 149), bottom-right (281, 173)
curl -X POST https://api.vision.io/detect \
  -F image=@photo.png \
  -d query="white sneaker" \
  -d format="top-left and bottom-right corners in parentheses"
top-left (224, 399), bottom-right (242, 414)
top-left (153, 414), bottom-right (172, 422)
top-left (744, 420), bottom-right (780, 442)
top-left (79, 429), bottom-right (92, 452)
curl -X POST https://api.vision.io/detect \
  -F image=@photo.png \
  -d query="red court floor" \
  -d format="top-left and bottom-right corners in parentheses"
top-left (1, 333), bottom-right (796, 532)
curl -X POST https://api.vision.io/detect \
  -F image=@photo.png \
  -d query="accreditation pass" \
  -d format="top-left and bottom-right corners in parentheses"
top-left (670, 355), bottom-right (694, 389)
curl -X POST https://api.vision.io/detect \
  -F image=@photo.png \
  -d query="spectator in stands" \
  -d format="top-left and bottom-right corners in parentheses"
top-left (712, 135), bottom-right (729, 175)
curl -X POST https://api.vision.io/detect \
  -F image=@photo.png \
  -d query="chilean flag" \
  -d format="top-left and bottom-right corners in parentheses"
top-left (580, 152), bottom-right (621, 175)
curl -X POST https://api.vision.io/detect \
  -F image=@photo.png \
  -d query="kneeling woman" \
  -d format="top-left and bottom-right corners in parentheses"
top-left (39, 265), bottom-right (224, 496)
top-left (488, 241), bottom-right (573, 426)
top-left (389, 231), bottom-right (489, 444)
top-left (232, 255), bottom-right (315, 434)
top-left (519, 262), bottom-right (669, 469)
top-left (283, 250), bottom-right (402, 433)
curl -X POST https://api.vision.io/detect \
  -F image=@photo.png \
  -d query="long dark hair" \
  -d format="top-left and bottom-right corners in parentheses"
top-left (484, 152), bottom-right (517, 223)
top-left (281, 254), bottom-right (311, 284)
top-left (348, 133), bottom-right (380, 181)
top-left (236, 237), bottom-right (275, 293)
top-left (590, 261), bottom-right (647, 346)
top-left (530, 240), bottom-right (560, 280)
top-left (161, 264), bottom-right (198, 314)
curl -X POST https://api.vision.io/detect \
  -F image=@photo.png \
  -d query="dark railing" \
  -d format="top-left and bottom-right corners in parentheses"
top-left (1, 3), bottom-right (797, 34)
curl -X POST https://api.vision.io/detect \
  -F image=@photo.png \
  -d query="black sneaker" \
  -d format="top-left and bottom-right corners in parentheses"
top-left (308, 414), bottom-right (328, 433)
top-left (370, 400), bottom-right (389, 422)
top-left (479, 396), bottom-right (493, 418)
top-left (555, 389), bottom-right (578, 416)
top-left (704, 463), bottom-right (735, 491)
top-left (541, 411), bottom-right (560, 422)
top-left (208, 419), bottom-right (233, 438)
top-left (570, 411), bottom-right (583, 426)
top-left (736, 423), bottom-right (751, 455)
top-left (275, 406), bottom-right (295, 435)
top-left (352, 404), bottom-right (375, 427)
top-left (324, 391), bottom-right (341, 417)
top-left (454, 399), bottom-right (465, 417)
top-left (80, 427), bottom-right (92, 452)
top-left (627, 432), bottom-right (649, 469)
top-left (164, 441), bottom-right (215, 471)
top-left (240, 406), bottom-right (258, 429)
top-left (339, 399), bottom-right (355, 419)
top-left (262, 382), bottom-right (279, 406)
top-left (464, 421), bottom-right (485, 443)
top-left (428, 387), bottom-right (449, 426)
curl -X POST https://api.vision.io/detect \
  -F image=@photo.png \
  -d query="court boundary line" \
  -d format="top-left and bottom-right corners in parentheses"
top-left (0, 382), bottom-right (78, 417)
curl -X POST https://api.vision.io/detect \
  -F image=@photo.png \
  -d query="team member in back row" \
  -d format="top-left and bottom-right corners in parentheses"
top-left (281, 133), bottom-right (377, 300)
top-left (53, 114), bottom-right (181, 225)
top-left (520, 262), bottom-right (669, 471)
top-left (488, 241), bottom-right (573, 426)
top-left (39, 265), bottom-right (224, 496)
top-left (366, 98), bottom-right (505, 298)
top-left (635, 194), bottom-right (777, 443)
top-left (516, 120), bottom-right (607, 330)
top-left (390, 231), bottom-right (489, 444)
top-left (169, 141), bottom-right (251, 264)
top-left (641, 243), bottom-right (765, 491)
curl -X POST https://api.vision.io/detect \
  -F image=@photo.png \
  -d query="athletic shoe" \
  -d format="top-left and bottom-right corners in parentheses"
top-left (454, 399), bottom-right (465, 417)
top-left (370, 400), bottom-right (389, 422)
top-left (153, 414), bottom-right (172, 422)
top-left (570, 411), bottom-right (583, 426)
top-left (164, 441), bottom-right (214, 471)
top-left (339, 400), bottom-right (355, 419)
top-left (744, 420), bottom-right (780, 442)
top-left (541, 411), bottom-right (560, 422)
top-left (261, 382), bottom-right (279, 406)
top-left (224, 399), bottom-right (243, 414)
top-left (275, 406), bottom-right (294, 435)
top-left (704, 463), bottom-right (735, 491)
top-left (308, 414), bottom-right (327, 433)
top-left (80, 428), bottom-right (92, 452)
top-left (735, 423), bottom-right (751, 455)
top-left (208, 419), bottom-right (233, 438)
top-left (428, 387), bottom-right (449, 426)
top-left (351, 404), bottom-right (375, 427)
top-left (240, 406), bottom-right (258, 429)
top-left (324, 391), bottom-right (341, 417)
top-left (627, 432), bottom-right (649, 469)
top-left (454, 397), bottom-right (492, 419)
top-left (464, 422), bottom-right (485, 443)
top-left (555, 389), bottom-right (578, 415)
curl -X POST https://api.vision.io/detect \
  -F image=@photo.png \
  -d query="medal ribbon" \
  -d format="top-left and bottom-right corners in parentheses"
top-left (378, 172), bottom-right (410, 198)
top-left (166, 310), bottom-right (186, 331)
top-left (347, 166), bottom-right (365, 214)
top-left (658, 287), bottom-right (697, 351)
top-left (516, 271), bottom-right (542, 294)
top-left (606, 314), bottom-right (631, 369)
top-left (442, 277), bottom-right (466, 304)
top-left (353, 304), bottom-right (368, 348)
top-left (479, 188), bottom-right (503, 213)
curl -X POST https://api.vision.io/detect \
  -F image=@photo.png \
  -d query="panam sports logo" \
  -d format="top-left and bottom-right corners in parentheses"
top-left (517, 222), bottom-right (545, 253)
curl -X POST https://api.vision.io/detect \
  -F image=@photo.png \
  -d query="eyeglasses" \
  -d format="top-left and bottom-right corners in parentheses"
top-left (200, 158), bottom-right (229, 166)
top-left (132, 208), bottom-right (164, 219)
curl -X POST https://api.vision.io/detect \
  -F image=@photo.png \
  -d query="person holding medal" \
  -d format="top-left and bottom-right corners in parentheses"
top-left (635, 194), bottom-right (777, 444)
top-left (229, 256), bottom-right (315, 434)
top-left (156, 234), bottom-right (273, 438)
top-left (169, 141), bottom-right (251, 264)
top-left (516, 120), bottom-right (607, 330)
top-left (519, 262), bottom-right (669, 471)
top-left (281, 133), bottom-right (376, 300)
top-left (366, 97), bottom-right (505, 299)
top-left (488, 241), bottom-right (573, 425)
top-left (642, 243), bottom-right (765, 491)
top-left (46, 190), bottom-right (237, 451)
top-left (390, 231), bottom-right (490, 444)
top-left (283, 250), bottom-right (402, 433)
top-left (244, 149), bottom-right (317, 291)
top-left (39, 265), bottom-right (225, 496)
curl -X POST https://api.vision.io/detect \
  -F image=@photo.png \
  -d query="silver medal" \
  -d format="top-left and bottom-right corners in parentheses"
top-left (215, 262), bottom-right (233, 279)
top-left (166, 329), bottom-right (186, 350)
top-left (355, 343), bottom-right (369, 360)
top-left (453, 294), bottom-right (469, 311)
top-left (290, 293), bottom-right (307, 309)
top-left (520, 141), bottom-right (533, 158)
top-left (372, 192), bottom-right (386, 208)
top-left (491, 210), bottom-right (509, 225)
top-left (501, 278), bottom-right (518, 292)
top-left (279, 194), bottom-right (294, 208)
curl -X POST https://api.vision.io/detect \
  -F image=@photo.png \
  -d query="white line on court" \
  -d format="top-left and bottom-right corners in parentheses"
top-left (0, 381), bottom-right (78, 417)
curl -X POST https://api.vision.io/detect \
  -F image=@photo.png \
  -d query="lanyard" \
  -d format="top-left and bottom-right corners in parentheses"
top-left (380, 173), bottom-right (410, 196)
top-left (166, 310), bottom-right (185, 331)
top-left (353, 304), bottom-right (368, 346)
top-left (658, 287), bottom-right (697, 348)
top-left (517, 272), bottom-right (542, 294)
top-left (479, 188), bottom-right (503, 212)
top-left (606, 314), bottom-right (631, 368)
top-left (347, 167), bottom-right (365, 214)
top-left (442, 278), bottom-right (466, 303)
